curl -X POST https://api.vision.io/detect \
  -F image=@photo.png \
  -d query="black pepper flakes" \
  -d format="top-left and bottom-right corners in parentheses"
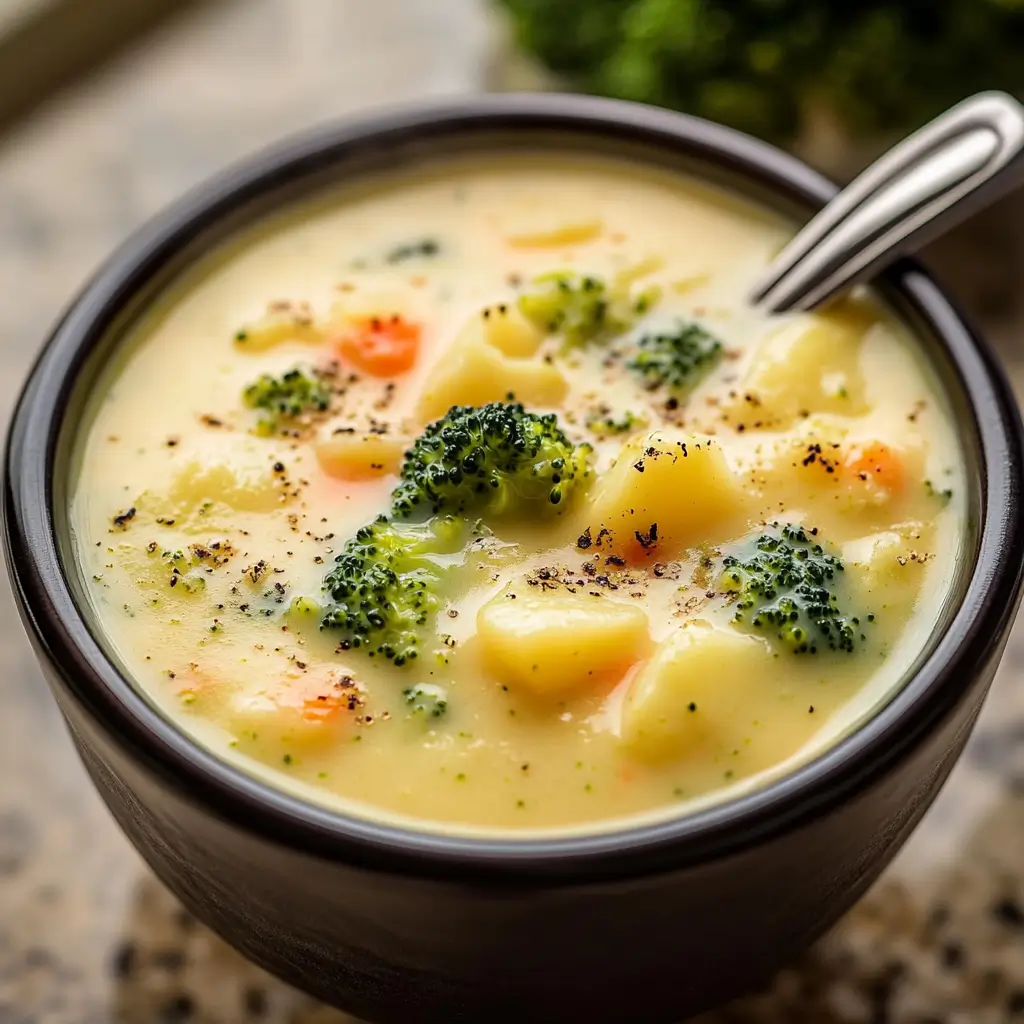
top-left (634, 523), bottom-right (659, 550)
top-left (112, 507), bottom-right (137, 529)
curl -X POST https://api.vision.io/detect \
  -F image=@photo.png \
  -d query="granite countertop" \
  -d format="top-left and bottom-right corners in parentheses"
top-left (0, 3), bottom-right (1022, 1021)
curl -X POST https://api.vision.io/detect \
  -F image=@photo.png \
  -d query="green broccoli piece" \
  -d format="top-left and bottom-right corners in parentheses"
top-left (385, 237), bottom-right (441, 264)
top-left (519, 272), bottom-right (615, 346)
top-left (585, 408), bottom-right (647, 437)
top-left (390, 401), bottom-right (591, 520)
top-left (242, 366), bottom-right (331, 435)
top-left (628, 321), bottom-right (723, 396)
top-left (404, 683), bottom-right (449, 718)
top-left (518, 271), bottom-right (656, 348)
top-left (319, 404), bottom-right (586, 666)
top-left (719, 523), bottom-right (869, 654)
top-left (924, 479), bottom-right (953, 503)
top-left (320, 516), bottom-right (466, 666)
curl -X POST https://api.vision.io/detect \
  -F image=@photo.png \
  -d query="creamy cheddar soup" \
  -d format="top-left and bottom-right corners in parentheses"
top-left (72, 155), bottom-right (965, 834)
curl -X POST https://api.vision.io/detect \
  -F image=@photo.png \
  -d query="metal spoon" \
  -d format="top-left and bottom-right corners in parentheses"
top-left (751, 91), bottom-right (1024, 315)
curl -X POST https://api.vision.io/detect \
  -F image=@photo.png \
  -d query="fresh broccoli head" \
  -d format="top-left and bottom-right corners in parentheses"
top-left (320, 515), bottom-right (465, 666)
top-left (719, 523), bottom-right (869, 654)
top-left (390, 401), bottom-right (591, 520)
top-left (628, 321), bottom-right (722, 396)
top-left (518, 271), bottom-right (656, 348)
top-left (242, 366), bottom-right (331, 434)
top-left (497, 0), bottom-right (1024, 143)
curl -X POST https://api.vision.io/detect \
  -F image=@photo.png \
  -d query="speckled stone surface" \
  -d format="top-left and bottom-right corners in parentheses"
top-left (0, 3), bottom-right (1022, 1022)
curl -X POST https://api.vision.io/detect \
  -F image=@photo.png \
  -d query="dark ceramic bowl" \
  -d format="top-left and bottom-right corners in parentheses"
top-left (4, 94), bottom-right (1024, 1024)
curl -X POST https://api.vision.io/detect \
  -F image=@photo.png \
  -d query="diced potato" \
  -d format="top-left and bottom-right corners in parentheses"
top-left (443, 303), bottom-right (545, 359)
top-left (416, 329), bottom-right (568, 421)
top-left (726, 298), bottom-right (875, 427)
top-left (233, 304), bottom-right (324, 351)
top-left (580, 430), bottom-right (746, 560)
top-left (315, 433), bottom-right (408, 481)
top-left (327, 288), bottom-right (420, 323)
top-left (613, 255), bottom-right (665, 289)
top-left (671, 273), bottom-right (711, 294)
top-left (169, 458), bottom-right (284, 514)
top-left (620, 622), bottom-right (780, 763)
top-left (844, 522), bottom-right (936, 617)
top-left (478, 304), bottom-right (545, 357)
top-left (477, 585), bottom-right (651, 698)
top-left (506, 217), bottom-right (603, 249)
top-left (758, 429), bottom-right (931, 537)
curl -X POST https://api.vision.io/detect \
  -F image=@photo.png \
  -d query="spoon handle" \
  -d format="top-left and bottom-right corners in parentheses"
top-left (751, 91), bottom-right (1024, 315)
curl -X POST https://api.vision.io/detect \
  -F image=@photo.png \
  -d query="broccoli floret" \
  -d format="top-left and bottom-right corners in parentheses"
top-left (628, 322), bottom-right (723, 396)
top-left (320, 516), bottom-right (465, 666)
top-left (924, 479), bottom-right (953, 503)
top-left (390, 401), bottom-right (591, 520)
top-left (585, 408), bottom-right (647, 437)
top-left (519, 272), bottom-right (614, 346)
top-left (518, 271), bottom-right (656, 348)
top-left (404, 683), bottom-right (448, 718)
top-left (386, 237), bottom-right (441, 264)
top-left (319, 404), bottom-right (585, 665)
top-left (719, 523), bottom-right (869, 654)
top-left (242, 366), bottom-right (331, 435)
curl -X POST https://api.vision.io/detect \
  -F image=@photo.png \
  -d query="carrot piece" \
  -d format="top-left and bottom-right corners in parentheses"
top-left (338, 314), bottom-right (420, 377)
top-left (301, 691), bottom-right (348, 724)
top-left (844, 441), bottom-right (905, 494)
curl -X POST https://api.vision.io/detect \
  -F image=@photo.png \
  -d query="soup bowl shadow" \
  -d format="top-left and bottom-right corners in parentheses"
top-left (3, 94), bottom-right (1023, 1024)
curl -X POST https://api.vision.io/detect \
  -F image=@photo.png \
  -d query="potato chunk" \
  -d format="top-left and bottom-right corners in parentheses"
top-left (620, 623), bottom-right (780, 762)
top-left (506, 217), bottom-right (603, 249)
top-left (417, 317), bottom-right (567, 421)
top-left (844, 522), bottom-right (936, 617)
top-left (327, 288), bottom-right (421, 323)
top-left (580, 430), bottom-right (745, 560)
top-left (726, 299), bottom-right (873, 427)
top-left (233, 304), bottom-right (324, 351)
top-left (758, 428), bottom-right (932, 538)
top-left (169, 457), bottom-right (283, 514)
top-left (477, 585), bottom-right (650, 698)
top-left (315, 433), bottom-right (407, 481)
top-left (477, 303), bottom-right (546, 357)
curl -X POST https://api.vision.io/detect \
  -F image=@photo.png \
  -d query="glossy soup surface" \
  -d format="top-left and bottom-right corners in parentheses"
top-left (72, 155), bottom-right (965, 835)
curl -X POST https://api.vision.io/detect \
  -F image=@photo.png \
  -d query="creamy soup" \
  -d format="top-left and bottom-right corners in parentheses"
top-left (72, 155), bottom-right (965, 835)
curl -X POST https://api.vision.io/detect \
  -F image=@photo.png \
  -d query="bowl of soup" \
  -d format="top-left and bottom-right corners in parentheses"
top-left (5, 94), bottom-right (1023, 1023)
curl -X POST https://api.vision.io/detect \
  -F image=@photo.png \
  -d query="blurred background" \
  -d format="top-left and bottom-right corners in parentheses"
top-left (0, 2), bottom-right (1022, 1022)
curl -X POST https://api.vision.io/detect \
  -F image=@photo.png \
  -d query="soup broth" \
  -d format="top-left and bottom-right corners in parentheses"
top-left (72, 155), bottom-right (965, 834)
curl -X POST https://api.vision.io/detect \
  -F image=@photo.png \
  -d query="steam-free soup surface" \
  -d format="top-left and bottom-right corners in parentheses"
top-left (73, 156), bottom-right (964, 834)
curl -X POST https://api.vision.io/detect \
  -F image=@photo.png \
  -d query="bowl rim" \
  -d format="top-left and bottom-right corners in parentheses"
top-left (5, 92), bottom-right (1024, 884)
